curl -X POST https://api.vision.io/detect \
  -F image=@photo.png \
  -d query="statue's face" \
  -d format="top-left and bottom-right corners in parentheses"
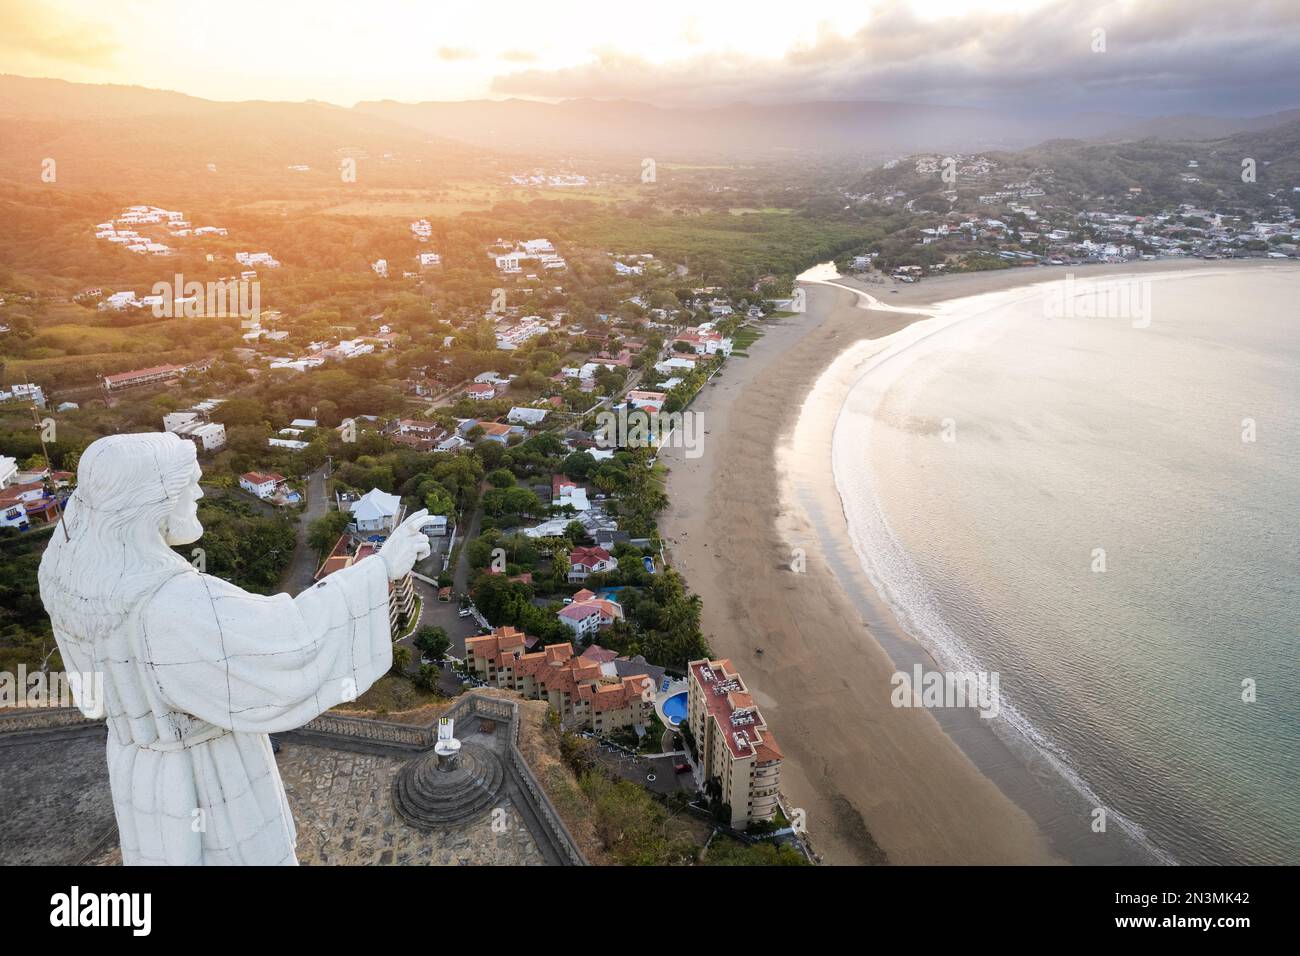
top-left (163, 462), bottom-right (204, 546)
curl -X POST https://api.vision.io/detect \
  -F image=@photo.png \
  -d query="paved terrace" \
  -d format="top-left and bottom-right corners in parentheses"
top-left (0, 692), bottom-right (585, 866)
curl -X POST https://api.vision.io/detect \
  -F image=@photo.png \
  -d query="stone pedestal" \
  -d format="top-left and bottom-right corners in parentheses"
top-left (392, 741), bottom-right (505, 830)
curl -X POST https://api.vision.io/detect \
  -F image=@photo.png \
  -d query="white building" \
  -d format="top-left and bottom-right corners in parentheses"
top-left (552, 476), bottom-right (590, 512)
top-left (162, 411), bottom-right (226, 452)
top-left (239, 471), bottom-right (286, 500)
top-left (0, 383), bottom-right (45, 407)
top-left (103, 291), bottom-right (141, 310)
top-left (269, 357), bottom-right (324, 372)
top-left (557, 589), bottom-right (623, 636)
top-left (350, 488), bottom-right (402, 533)
top-left (507, 406), bottom-right (548, 426)
top-left (567, 545), bottom-right (617, 583)
top-left (321, 340), bottom-right (374, 361)
top-left (235, 251), bottom-right (280, 269)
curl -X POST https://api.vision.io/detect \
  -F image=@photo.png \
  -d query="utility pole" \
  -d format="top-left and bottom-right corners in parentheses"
top-left (32, 404), bottom-right (70, 542)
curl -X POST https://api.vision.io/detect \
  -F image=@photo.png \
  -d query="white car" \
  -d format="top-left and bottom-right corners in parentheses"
top-left (458, 608), bottom-right (472, 618)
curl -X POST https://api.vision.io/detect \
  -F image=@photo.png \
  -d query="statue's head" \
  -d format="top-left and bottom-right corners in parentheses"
top-left (39, 432), bottom-right (205, 648)
top-left (72, 431), bottom-right (205, 545)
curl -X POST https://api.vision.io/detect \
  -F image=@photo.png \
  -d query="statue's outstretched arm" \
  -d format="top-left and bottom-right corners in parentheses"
top-left (137, 557), bottom-right (393, 734)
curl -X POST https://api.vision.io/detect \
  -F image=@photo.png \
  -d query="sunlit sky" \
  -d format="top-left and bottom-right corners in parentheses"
top-left (2, 0), bottom-right (1297, 113)
top-left (0, 0), bottom-right (1079, 103)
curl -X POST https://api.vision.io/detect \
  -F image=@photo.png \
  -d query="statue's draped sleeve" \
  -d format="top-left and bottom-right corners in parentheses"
top-left (137, 557), bottom-right (394, 733)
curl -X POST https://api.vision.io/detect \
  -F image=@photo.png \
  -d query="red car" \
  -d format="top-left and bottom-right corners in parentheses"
top-left (673, 762), bottom-right (690, 774)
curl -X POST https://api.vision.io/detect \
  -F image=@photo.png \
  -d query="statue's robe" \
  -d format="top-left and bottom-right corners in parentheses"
top-left (60, 556), bottom-right (392, 865)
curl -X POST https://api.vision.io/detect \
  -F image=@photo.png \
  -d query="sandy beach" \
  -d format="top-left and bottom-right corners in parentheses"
top-left (658, 258), bottom-right (1276, 865)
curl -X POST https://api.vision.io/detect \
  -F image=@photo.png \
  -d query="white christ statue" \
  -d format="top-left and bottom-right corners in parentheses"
top-left (38, 432), bottom-right (431, 865)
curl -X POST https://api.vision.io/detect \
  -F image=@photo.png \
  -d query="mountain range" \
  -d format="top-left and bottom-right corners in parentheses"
top-left (1, 73), bottom-right (1298, 191)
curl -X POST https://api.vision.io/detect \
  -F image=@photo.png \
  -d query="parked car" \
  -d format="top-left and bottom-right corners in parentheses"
top-left (458, 607), bottom-right (472, 618)
top-left (673, 762), bottom-right (691, 774)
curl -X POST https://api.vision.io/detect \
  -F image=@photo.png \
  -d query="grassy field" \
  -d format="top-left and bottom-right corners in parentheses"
top-left (29, 320), bottom-right (178, 352)
top-left (565, 210), bottom-right (870, 281)
top-left (313, 181), bottom-right (640, 218)
top-left (3, 312), bottom-right (202, 386)
top-left (730, 326), bottom-right (764, 351)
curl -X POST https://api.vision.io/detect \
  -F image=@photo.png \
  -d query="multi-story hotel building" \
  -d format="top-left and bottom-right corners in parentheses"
top-left (687, 658), bottom-right (783, 829)
top-left (315, 534), bottom-right (416, 638)
top-left (466, 627), bottom-right (652, 735)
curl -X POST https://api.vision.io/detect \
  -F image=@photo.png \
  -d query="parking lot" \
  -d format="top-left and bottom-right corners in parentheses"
top-left (587, 739), bottom-right (696, 797)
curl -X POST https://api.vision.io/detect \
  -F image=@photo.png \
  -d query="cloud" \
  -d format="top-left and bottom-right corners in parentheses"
top-left (499, 49), bottom-right (538, 63)
top-left (437, 46), bottom-right (477, 61)
top-left (0, 0), bottom-right (119, 67)
top-left (490, 0), bottom-right (1300, 114)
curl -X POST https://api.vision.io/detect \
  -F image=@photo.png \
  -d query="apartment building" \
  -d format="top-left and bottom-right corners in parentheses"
top-left (687, 658), bottom-right (783, 829)
top-left (314, 533), bottom-right (416, 638)
top-left (102, 363), bottom-right (191, 392)
top-left (465, 628), bottom-right (652, 734)
top-left (162, 410), bottom-right (227, 452)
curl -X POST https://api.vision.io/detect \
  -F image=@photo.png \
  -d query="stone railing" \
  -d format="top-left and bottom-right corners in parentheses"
top-left (295, 712), bottom-right (432, 750)
top-left (445, 692), bottom-right (587, 866)
top-left (295, 691), bottom-right (587, 866)
top-left (504, 715), bottom-right (586, 867)
top-left (0, 706), bottom-right (102, 738)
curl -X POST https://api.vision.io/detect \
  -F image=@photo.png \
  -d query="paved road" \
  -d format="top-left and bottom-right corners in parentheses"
top-left (277, 466), bottom-right (328, 596)
top-left (393, 497), bottom-right (486, 676)
top-left (393, 576), bottom-right (478, 678)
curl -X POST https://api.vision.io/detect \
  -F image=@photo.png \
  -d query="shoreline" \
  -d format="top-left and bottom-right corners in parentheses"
top-left (658, 258), bottom-right (1284, 865)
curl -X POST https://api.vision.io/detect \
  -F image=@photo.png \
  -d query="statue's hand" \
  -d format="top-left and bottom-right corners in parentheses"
top-left (380, 509), bottom-right (432, 580)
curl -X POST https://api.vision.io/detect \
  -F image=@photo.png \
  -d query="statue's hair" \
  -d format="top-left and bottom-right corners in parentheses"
top-left (38, 432), bottom-right (198, 648)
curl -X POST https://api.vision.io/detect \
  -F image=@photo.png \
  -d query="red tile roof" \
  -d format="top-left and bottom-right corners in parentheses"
top-left (558, 596), bottom-right (622, 623)
top-left (470, 635), bottom-right (650, 716)
top-left (103, 363), bottom-right (188, 385)
top-left (690, 659), bottom-right (782, 762)
top-left (465, 626), bottom-right (530, 667)
top-left (241, 471), bottom-right (285, 485)
top-left (569, 545), bottom-right (613, 570)
top-left (579, 644), bottom-right (619, 665)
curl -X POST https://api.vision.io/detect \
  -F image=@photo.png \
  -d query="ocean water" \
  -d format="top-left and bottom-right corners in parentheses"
top-left (831, 267), bottom-right (1300, 865)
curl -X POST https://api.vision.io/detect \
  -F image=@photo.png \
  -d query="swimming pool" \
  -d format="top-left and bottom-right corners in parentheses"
top-left (661, 692), bottom-right (688, 726)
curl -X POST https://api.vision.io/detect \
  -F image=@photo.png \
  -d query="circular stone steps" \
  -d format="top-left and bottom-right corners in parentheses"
top-left (391, 742), bottom-right (506, 829)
